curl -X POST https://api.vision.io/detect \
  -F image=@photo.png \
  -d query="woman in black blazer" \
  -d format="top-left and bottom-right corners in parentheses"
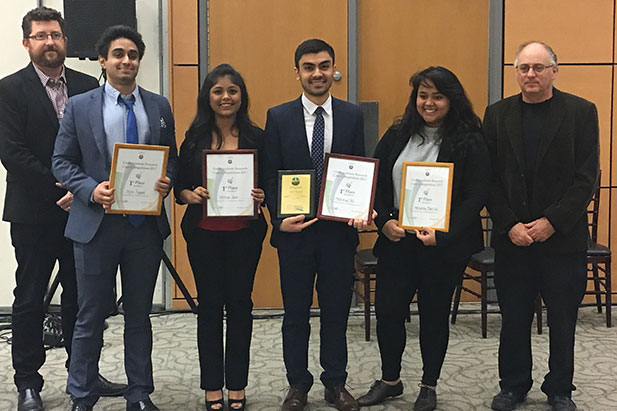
top-left (175, 64), bottom-right (267, 411)
top-left (357, 66), bottom-right (490, 411)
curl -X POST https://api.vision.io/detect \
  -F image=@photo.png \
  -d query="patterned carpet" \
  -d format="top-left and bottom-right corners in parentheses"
top-left (0, 305), bottom-right (615, 410)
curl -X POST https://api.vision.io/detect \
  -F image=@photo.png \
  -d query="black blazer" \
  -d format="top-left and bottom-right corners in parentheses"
top-left (372, 126), bottom-right (490, 262)
top-left (174, 125), bottom-right (267, 240)
top-left (483, 88), bottom-right (599, 254)
top-left (263, 96), bottom-right (365, 250)
top-left (0, 63), bottom-right (99, 224)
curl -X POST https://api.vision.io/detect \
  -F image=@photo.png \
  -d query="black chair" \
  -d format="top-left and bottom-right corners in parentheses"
top-left (585, 177), bottom-right (612, 327)
top-left (451, 210), bottom-right (543, 338)
top-left (353, 230), bottom-right (378, 341)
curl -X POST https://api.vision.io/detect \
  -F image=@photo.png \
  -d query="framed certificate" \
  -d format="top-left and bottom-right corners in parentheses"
top-left (277, 170), bottom-right (315, 219)
top-left (398, 161), bottom-right (453, 231)
top-left (202, 149), bottom-right (258, 219)
top-left (108, 143), bottom-right (169, 215)
top-left (317, 153), bottom-right (379, 223)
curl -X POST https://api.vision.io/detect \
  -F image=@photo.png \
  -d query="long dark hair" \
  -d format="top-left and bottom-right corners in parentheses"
top-left (184, 63), bottom-right (255, 151)
top-left (392, 66), bottom-right (481, 154)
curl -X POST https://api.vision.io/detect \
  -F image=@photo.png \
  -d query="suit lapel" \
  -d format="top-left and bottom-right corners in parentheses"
top-left (331, 98), bottom-right (341, 153)
top-left (140, 87), bottom-right (160, 145)
top-left (535, 89), bottom-right (566, 171)
top-left (24, 64), bottom-right (58, 129)
top-left (505, 96), bottom-right (526, 172)
top-left (292, 97), bottom-right (311, 165)
top-left (88, 87), bottom-right (109, 163)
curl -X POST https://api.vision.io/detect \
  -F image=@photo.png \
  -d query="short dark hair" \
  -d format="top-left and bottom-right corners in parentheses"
top-left (22, 6), bottom-right (65, 38)
top-left (294, 39), bottom-right (335, 68)
top-left (96, 25), bottom-right (145, 60)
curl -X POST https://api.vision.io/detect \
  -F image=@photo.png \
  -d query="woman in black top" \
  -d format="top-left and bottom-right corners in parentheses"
top-left (175, 64), bottom-right (267, 411)
top-left (357, 66), bottom-right (490, 411)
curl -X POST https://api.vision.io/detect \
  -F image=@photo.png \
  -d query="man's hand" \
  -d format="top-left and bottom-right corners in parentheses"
top-left (279, 214), bottom-right (318, 232)
top-left (416, 226), bottom-right (437, 246)
top-left (348, 209), bottom-right (378, 230)
top-left (55, 182), bottom-right (72, 212)
top-left (56, 191), bottom-right (73, 212)
top-left (525, 217), bottom-right (555, 243)
top-left (179, 186), bottom-right (208, 205)
top-left (155, 176), bottom-right (171, 196)
top-left (93, 181), bottom-right (114, 210)
top-left (382, 219), bottom-right (406, 242)
top-left (508, 222), bottom-right (534, 246)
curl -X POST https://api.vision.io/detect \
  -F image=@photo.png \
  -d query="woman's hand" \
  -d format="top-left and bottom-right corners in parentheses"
top-left (180, 186), bottom-right (209, 205)
top-left (251, 188), bottom-right (266, 214)
top-left (416, 226), bottom-right (437, 246)
top-left (382, 219), bottom-right (406, 242)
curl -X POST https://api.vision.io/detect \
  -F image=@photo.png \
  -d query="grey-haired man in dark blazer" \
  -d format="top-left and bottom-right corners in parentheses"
top-left (484, 41), bottom-right (599, 411)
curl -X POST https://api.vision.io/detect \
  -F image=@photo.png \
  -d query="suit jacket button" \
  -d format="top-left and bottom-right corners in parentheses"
top-left (522, 201), bottom-right (527, 206)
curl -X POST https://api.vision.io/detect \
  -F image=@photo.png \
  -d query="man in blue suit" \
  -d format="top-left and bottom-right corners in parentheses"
top-left (52, 25), bottom-right (177, 411)
top-left (264, 39), bottom-right (365, 411)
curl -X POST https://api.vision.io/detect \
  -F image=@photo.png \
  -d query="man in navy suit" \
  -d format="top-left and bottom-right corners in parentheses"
top-left (0, 7), bottom-right (126, 411)
top-left (264, 39), bottom-right (365, 411)
top-left (52, 25), bottom-right (177, 411)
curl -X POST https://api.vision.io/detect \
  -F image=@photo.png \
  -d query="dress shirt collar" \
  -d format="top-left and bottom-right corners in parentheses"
top-left (33, 64), bottom-right (66, 87)
top-left (104, 81), bottom-right (141, 106)
top-left (301, 93), bottom-right (332, 117)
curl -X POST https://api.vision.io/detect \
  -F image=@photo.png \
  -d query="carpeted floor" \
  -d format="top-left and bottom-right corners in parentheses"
top-left (0, 305), bottom-right (615, 410)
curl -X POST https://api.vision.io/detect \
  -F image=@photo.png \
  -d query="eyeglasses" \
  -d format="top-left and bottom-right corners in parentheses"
top-left (26, 31), bottom-right (64, 41)
top-left (515, 63), bottom-right (555, 74)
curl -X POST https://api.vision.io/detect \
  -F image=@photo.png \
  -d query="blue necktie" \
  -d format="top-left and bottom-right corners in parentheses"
top-left (119, 95), bottom-right (145, 227)
top-left (311, 106), bottom-right (325, 187)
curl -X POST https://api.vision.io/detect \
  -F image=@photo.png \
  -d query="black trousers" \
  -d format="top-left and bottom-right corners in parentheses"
top-left (375, 236), bottom-right (466, 386)
top-left (186, 227), bottom-right (263, 391)
top-left (494, 246), bottom-right (586, 397)
top-left (10, 221), bottom-right (77, 392)
top-left (278, 224), bottom-right (356, 392)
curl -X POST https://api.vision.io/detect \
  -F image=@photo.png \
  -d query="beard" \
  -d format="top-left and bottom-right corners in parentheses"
top-left (30, 45), bottom-right (66, 69)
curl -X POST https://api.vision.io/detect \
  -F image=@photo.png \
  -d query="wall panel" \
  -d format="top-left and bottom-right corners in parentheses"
top-left (504, 0), bottom-right (613, 64)
top-left (209, 0), bottom-right (348, 129)
top-left (359, 0), bottom-right (490, 137)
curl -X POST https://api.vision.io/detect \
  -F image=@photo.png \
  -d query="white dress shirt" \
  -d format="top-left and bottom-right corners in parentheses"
top-left (301, 93), bottom-right (333, 158)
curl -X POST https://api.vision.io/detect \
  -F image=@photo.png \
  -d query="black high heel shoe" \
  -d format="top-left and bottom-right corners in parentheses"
top-left (205, 391), bottom-right (225, 411)
top-left (228, 396), bottom-right (246, 411)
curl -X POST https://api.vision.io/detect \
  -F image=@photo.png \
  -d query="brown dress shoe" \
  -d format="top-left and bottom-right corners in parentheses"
top-left (324, 385), bottom-right (359, 411)
top-left (281, 387), bottom-right (307, 411)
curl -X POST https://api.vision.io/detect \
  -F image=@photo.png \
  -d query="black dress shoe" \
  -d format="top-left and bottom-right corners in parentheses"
top-left (491, 390), bottom-right (526, 411)
top-left (18, 388), bottom-right (43, 411)
top-left (357, 380), bottom-right (403, 406)
top-left (324, 385), bottom-right (359, 411)
top-left (96, 374), bottom-right (128, 397)
top-left (281, 387), bottom-right (307, 411)
top-left (126, 398), bottom-right (160, 411)
top-left (548, 395), bottom-right (577, 411)
top-left (414, 387), bottom-right (437, 411)
top-left (70, 401), bottom-right (93, 411)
